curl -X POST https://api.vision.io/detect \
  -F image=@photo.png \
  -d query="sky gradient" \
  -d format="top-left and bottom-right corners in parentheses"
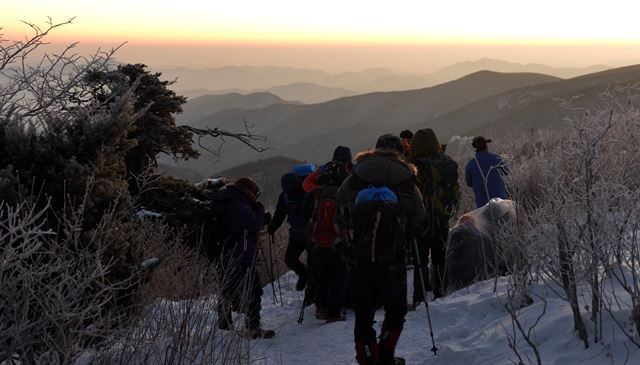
top-left (2, 0), bottom-right (639, 72)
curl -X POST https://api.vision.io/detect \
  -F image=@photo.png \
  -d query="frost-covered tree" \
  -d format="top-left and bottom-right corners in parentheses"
top-left (86, 63), bottom-right (199, 177)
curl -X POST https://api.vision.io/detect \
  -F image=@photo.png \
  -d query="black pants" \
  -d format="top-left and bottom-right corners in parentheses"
top-left (313, 248), bottom-right (346, 318)
top-left (411, 236), bottom-right (431, 303)
top-left (284, 237), bottom-right (309, 279)
top-left (218, 260), bottom-right (263, 329)
top-left (426, 218), bottom-right (450, 297)
top-left (351, 264), bottom-right (407, 365)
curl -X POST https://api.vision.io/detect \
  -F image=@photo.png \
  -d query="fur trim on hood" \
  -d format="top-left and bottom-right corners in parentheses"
top-left (354, 149), bottom-right (417, 186)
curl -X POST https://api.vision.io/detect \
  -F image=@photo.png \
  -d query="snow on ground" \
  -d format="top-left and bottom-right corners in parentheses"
top-left (250, 270), bottom-right (640, 365)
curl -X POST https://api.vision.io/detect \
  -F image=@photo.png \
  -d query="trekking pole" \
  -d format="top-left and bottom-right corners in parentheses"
top-left (268, 234), bottom-right (284, 306)
top-left (412, 236), bottom-right (439, 356)
top-left (259, 243), bottom-right (278, 305)
top-left (298, 276), bottom-right (314, 324)
top-left (297, 287), bottom-right (308, 324)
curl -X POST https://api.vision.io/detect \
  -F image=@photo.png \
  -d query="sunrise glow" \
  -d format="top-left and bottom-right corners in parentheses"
top-left (3, 0), bottom-right (640, 45)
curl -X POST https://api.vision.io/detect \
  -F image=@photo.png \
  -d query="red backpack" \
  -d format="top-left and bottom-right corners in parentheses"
top-left (308, 185), bottom-right (345, 249)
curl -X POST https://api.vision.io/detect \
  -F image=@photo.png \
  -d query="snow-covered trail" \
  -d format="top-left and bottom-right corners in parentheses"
top-left (251, 271), bottom-right (640, 365)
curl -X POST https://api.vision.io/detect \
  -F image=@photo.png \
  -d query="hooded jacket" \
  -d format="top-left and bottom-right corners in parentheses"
top-left (223, 185), bottom-right (267, 266)
top-left (337, 149), bottom-right (426, 228)
top-left (270, 172), bottom-right (309, 241)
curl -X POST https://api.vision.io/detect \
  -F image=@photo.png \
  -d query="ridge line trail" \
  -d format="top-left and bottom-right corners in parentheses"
top-left (249, 271), bottom-right (640, 364)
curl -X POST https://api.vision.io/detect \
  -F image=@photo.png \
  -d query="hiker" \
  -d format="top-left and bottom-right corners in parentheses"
top-left (268, 163), bottom-right (316, 291)
top-left (399, 130), bottom-right (414, 160)
top-left (303, 156), bottom-right (350, 323)
top-left (464, 136), bottom-right (510, 208)
top-left (303, 146), bottom-right (353, 193)
top-left (410, 128), bottom-right (461, 300)
top-left (338, 134), bottom-right (427, 365)
top-left (215, 177), bottom-right (275, 339)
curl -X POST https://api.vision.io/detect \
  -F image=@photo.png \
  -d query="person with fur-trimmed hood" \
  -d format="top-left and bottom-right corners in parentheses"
top-left (338, 134), bottom-right (427, 365)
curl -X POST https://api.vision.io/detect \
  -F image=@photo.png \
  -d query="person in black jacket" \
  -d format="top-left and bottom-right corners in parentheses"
top-left (268, 164), bottom-right (316, 291)
top-left (216, 177), bottom-right (275, 339)
top-left (338, 135), bottom-right (427, 365)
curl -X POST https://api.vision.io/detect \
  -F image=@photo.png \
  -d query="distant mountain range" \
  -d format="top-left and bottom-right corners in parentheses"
top-left (180, 83), bottom-right (359, 104)
top-left (166, 70), bottom-right (561, 175)
top-left (427, 58), bottom-right (611, 86)
top-left (160, 59), bottom-right (634, 105)
top-left (162, 64), bottom-right (640, 187)
top-left (177, 92), bottom-right (298, 126)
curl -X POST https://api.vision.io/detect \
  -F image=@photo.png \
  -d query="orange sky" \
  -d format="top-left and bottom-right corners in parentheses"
top-left (2, 0), bottom-right (639, 72)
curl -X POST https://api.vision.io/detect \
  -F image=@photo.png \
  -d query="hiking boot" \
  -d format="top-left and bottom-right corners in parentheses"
top-left (245, 327), bottom-right (276, 339)
top-left (315, 306), bottom-right (327, 320)
top-left (295, 274), bottom-right (307, 291)
top-left (325, 314), bottom-right (347, 324)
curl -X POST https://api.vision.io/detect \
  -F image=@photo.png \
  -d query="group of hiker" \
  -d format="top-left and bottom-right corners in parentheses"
top-left (205, 129), bottom-right (509, 364)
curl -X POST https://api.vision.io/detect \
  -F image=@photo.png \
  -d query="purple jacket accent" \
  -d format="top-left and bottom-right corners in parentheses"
top-left (224, 186), bottom-right (266, 266)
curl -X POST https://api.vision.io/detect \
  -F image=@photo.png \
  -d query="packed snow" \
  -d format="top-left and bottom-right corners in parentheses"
top-left (85, 269), bottom-right (640, 364)
top-left (250, 270), bottom-right (640, 364)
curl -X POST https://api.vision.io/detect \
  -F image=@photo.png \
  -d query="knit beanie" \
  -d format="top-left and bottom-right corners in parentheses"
top-left (232, 177), bottom-right (260, 202)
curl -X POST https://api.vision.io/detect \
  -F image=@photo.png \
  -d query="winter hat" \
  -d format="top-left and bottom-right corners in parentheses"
top-left (232, 177), bottom-right (260, 202)
top-left (399, 130), bottom-right (414, 140)
top-left (472, 136), bottom-right (492, 151)
top-left (410, 128), bottom-right (442, 159)
top-left (375, 134), bottom-right (404, 155)
top-left (332, 146), bottom-right (352, 164)
top-left (292, 163), bottom-right (316, 177)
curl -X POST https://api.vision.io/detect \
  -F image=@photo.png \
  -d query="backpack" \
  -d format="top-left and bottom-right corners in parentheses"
top-left (308, 185), bottom-right (344, 249)
top-left (200, 185), bottom-right (235, 261)
top-left (317, 161), bottom-right (349, 187)
top-left (348, 186), bottom-right (406, 266)
top-left (416, 153), bottom-right (461, 219)
top-left (281, 171), bottom-right (307, 228)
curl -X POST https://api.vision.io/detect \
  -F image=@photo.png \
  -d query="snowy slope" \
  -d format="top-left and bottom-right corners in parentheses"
top-left (86, 269), bottom-right (640, 364)
top-left (251, 271), bottom-right (640, 365)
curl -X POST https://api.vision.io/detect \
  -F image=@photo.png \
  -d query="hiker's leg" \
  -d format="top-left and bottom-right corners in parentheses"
top-left (327, 251), bottom-right (346, 318)
top-left (352, 269), bottom-right (379, 365)
top-left (380, 267), bottom-right (408, 364)
top-left (284, 238), bottom-right (308, 281)
top-left (313, 249), bottom-right (330, 316)
top-left (412, 238), bottom-right (431, 304)
top-left (244, 267), bottom-right (264, 330)
top-left (431, 220), bottom-right (449, 298)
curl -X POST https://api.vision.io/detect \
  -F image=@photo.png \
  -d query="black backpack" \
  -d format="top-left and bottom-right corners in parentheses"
top-left (200, 186), bottom-right (235, 262)
top-left (317, 161), bottom-right (349, 187)
top-left (348, 186), bottom-right (406, 266)
top-left (281, 171), bottom-right (308, 230)
top-left (415, 153), bottom-right (461, 219)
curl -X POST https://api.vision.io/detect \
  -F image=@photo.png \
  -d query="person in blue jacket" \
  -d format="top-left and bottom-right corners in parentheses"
top-left (464, 136), bottom-right (510, 208)
top-left (268, 163), bottom-right (316, 291)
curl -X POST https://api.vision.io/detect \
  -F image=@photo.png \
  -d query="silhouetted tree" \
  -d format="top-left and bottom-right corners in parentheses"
top-left (89, 63), bottom-right (199, 178)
